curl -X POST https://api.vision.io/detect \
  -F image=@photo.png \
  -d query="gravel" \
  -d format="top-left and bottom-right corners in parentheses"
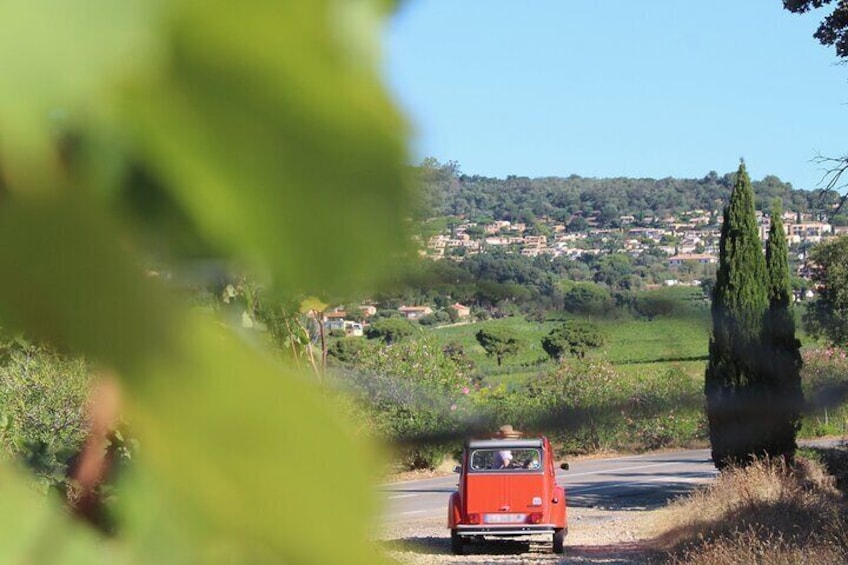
top-left (377, 505), bottom-right (663, 565)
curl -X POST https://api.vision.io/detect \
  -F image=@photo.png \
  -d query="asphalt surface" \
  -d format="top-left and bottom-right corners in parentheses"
top-left (380, 448), bottom-right (719, 524)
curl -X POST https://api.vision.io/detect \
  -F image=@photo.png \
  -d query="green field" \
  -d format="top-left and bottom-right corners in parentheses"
top-left (428, 287), bottom-right (820, 388)
top-left (430, 293), bottom-right (713, 383)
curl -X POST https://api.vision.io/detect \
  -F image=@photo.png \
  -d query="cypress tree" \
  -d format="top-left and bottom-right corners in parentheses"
top-left (705, 162), bottom-right (769, 469)
top-left (762, 199), bottom-right (804, 461)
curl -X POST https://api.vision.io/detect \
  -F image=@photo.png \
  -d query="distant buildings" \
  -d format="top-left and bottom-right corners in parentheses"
top-left (398, 305), bottom-right (433, 320)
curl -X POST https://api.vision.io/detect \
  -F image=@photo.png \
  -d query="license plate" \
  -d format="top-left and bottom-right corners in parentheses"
top-left (483, 513), bottom-right (527, 524)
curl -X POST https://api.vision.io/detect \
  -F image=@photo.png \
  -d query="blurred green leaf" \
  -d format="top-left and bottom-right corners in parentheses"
top-left (126, 0), bottom-right (412, 296)
top-left (0, 0), bottom-right (161, 188)
top-left (0, 464), bottom-right (119, 563)
top-left (0, 0), bottom-right (409, 562)
top-left (122, 314), bottom-right (388, 564)
top-left (0, 197), bottom-right (175, 369)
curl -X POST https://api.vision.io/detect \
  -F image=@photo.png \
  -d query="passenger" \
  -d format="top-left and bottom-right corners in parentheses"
top-left (494, 450), bottom-right (514, 469)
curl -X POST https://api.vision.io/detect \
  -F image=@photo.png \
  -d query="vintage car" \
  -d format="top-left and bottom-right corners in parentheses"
top-left (447, 435), bottom-right (568, 554)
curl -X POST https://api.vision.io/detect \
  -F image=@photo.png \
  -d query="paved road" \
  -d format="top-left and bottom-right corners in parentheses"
top-left (380, 448), bottom-right (718, 524)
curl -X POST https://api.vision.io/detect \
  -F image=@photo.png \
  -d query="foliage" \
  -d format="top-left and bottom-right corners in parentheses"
top-left (705, 162), bottom-right (770, 469)
top-left (761, 200), bottom-right (804, 460)
top-left (799, 347), bottom-right (848, 437)
top-left (365, 318), bottom-right (418, 343)
top-left (328, 337), bottom-right (372, 365)
top-left (525, 360), bottom-right (704, 453)
top-left (541, 320), bottom-right (605, 360)
top-left (475, 327), bottom-right (524, 367)
top-left (621, 367), bottom-right (706, 451)
top-left (0, 0), bottom-right (411, 562)
top-left (629, 286), bottom-right (707, 321)
top-left (657, 456), bottom-right (848, 565)
top-left (528, 360), bottom-right (625, 452)
top-left (784, 0), bottom-right (848, 58)
top-left (0, 343), bottom-right (93, 489)
top-left (561, 281), bottom-right (616, 316)
top-left (803, 236), bottom-right (848, 347)
top-left (415, 159), bottom-right (826, 223)
top-left (347, 336), bottom-right (475, 470)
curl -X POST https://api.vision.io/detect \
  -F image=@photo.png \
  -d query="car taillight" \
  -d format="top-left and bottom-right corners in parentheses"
top-left (467, 513), bottom-right (481, 525)
top-left (528, 513), bottom-right (543, 524)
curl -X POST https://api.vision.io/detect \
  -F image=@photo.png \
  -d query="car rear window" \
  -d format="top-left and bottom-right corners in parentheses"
top-left (469, 448), bottom-right (542, 471)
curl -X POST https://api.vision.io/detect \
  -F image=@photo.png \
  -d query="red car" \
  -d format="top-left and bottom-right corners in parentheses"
top-left (447, 435), bottom-right (568, 554)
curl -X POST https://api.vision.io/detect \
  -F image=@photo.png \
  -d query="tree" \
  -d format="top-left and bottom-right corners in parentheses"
top-left (784, 1), bottom-right (848, 58)
top-left (561, 282), bottom-right (615, 317)
top-left (365, 318), bottom-right (417, 344)
top-left (785, 2), bottom-right (848, 204)
top-left (761, 200), bottom-right (804, 461)
top-left (705, 162), bottom-right (769, 469)
top-left (542, 321), bottom-right (604, 361)
top-left (475, 327), bottom-right (523, 366)
top-left (803, 235), bottom-right (848, 346)
top-left (567, 216), bottom-right (589, 233)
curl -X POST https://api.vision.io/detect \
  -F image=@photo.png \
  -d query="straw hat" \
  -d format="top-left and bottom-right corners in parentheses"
top-left (496, 425), bottom-right (523, 439)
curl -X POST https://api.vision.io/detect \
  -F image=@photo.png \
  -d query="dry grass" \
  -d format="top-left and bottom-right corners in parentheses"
top-left (650, 455), bottom-right (848, 564)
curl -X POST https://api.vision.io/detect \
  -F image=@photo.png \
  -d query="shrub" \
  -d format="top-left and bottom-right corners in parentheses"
top-left (656, 457), bottom-right (848, 565)
top-left (327, 338), bottom-right (371, 365)
top-left (621, 367), bottom-right (706, 450)
top-left (526, 359), bottom-right (626, 452)
top-left (348, 336), bottom-right (474, 470)
top-left (365, 318), bottom-right (418, 344)
top-left (475, 361), bottom-right (707, 454)
top-left (0, 344), bottom-right (93, 490)
top-left (800, 347), bottom-right (848, 437)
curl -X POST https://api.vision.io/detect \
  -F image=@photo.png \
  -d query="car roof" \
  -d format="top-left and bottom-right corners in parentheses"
top-left (467, 438), bottom-right (544, 449)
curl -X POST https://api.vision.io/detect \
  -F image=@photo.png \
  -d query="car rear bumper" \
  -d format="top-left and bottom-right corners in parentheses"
top-left (455, 524), bottom-right (562, 537)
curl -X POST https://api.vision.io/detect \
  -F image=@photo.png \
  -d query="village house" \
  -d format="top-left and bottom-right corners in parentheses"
top-left (788, 221), bottom-right (832, 243)
top-left (398, 305), bottom-right (433, 320)
top-left (449, 303), bottom-right (471, 319)
top-left (668, 253), bottom-right (717, 266)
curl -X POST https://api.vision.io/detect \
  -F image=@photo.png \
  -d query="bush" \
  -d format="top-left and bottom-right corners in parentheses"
top-left (526, 359), bottom-right (626, 452)
top-left (0, 344), bottom-right (93, 490)
top-left (800, 348), bottom-right (848, 437)
top-left (327, 338), bottom-right (371, 365)
top-left (470, 361), bottom-right (706, 455)
top-left (656, 457), bottom-right (848, 565)
top-left (348, 336), bottom-right (474, 470)
top-left (621, 367), bottom-right (706, 450)
top-left (365, 318), bottom-right (417, 344)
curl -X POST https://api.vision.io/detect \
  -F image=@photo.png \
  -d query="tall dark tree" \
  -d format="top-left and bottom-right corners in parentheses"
top-left (705, 162), bottom-right (769, 469)
top-left (761, 199), bottom-right (804, 461)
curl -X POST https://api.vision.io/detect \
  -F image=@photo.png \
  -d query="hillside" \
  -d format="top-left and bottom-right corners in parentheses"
top-left (414, 159), bottom-right (846, 225)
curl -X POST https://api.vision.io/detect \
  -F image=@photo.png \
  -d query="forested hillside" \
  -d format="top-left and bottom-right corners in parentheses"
top-left (414, 158), bottom-right (845, 225)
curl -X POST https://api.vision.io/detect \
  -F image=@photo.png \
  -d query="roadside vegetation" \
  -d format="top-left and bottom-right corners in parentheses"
top-left (653, 449), bottom-right (848, 564)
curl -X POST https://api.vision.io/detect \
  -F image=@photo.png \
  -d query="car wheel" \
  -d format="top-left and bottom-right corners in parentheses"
top-left (552, 528), bottom-right (565, 554)
top-left (450, 529), bottom-right (464, 555)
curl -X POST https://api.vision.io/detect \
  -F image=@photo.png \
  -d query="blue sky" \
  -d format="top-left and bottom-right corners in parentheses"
top-left (383, 1), bottom-right (848, 191)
